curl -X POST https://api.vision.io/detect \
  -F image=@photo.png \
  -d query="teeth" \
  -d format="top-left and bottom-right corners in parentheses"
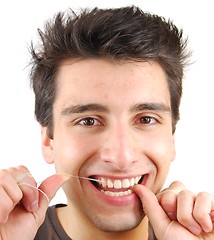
top-left (101, 189), bottom-right (132, 197)
top-left (99, 176), bottom-right (142, 189)
top-left (122, 179), bottom-right (130, 188)
top-left (95, 176), bottom-right (143, 197)
top-left (100, 178), bottom-right (107, 187)
top-left (107, 179), bottom-right (114, 188)
top-left (114, 180), bottom-right (122, 189)
top-left (130, 177), bottom-right (135, 186)
top-left (134, 176), bottom-right (140, 184)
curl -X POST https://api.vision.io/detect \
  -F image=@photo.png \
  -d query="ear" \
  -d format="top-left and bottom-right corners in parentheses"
top-left (171, 133), bottom-right (176, 162)
top-left (41, 126), bottom-right (54, 164)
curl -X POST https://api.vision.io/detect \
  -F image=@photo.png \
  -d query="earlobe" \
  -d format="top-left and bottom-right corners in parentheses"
top-left (41, 126), bottom-right (54, 164)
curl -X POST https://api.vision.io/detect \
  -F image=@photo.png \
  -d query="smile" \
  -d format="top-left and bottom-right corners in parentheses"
top-left (89, 175), bottom-right (144, 197)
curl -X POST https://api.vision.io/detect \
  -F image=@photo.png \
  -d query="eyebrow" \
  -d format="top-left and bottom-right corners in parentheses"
top-left (61, 103), bottom-right (109, 116)
top-left (61, 102), bottom-right (171, 116)
top-left (130, 103), bottom-right (171, 113)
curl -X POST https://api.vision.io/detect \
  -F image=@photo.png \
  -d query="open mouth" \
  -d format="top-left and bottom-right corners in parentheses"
top-left (89, 175), bottom-right (145, 197)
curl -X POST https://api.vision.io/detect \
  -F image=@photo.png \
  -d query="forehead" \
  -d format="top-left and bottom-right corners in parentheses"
top-left (55, 59), bottom-right (170, 107)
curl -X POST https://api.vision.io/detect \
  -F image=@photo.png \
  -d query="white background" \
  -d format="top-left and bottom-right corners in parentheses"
top-left (0, 0), bottom-right (213, 204)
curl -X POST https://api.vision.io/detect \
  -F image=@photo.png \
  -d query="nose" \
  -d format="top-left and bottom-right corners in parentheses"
top-left (99, 124), bottom-right (138, 171)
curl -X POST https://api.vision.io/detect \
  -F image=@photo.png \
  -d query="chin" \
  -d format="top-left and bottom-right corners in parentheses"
top-left (87, 205), bottom-right (145, 232)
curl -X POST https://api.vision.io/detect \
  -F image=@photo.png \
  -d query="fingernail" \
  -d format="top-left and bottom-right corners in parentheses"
top-left (188, 225), bottom-right (201, 235)
top-left (28, 200), bottom-right (38, 212)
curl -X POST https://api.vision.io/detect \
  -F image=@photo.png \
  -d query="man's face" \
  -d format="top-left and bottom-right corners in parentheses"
top-left (42, 59), bottom-right (175, 232)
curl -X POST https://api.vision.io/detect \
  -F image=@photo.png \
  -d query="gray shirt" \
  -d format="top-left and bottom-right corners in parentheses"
top-left (34, 204), bottom-right (157, 240)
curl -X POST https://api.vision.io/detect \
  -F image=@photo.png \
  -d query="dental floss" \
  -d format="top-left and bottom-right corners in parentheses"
top-left (35, 174), bottom-right (105, 185)
top-left (16, 172), bottom-right (33, 183)
top-left (17, 174), bottom-right (105, 205)
top-left (17, 175), bottom-right (104, 203)
top-left (64, 174), bottom-right (105, 183)
top-left (18, 182), bottom-right (50, 203)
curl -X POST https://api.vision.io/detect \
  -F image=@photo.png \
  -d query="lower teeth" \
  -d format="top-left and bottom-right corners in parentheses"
top-left (101, 189), bottom-right (132, 197)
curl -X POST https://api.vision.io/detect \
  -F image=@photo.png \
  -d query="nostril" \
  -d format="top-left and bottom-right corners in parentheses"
top-left (132, 160), bottom-right (139, 164)
top-left (105, 161), bottom-right (129, 171)
top-left (103, 160), bottom-right (139, 171)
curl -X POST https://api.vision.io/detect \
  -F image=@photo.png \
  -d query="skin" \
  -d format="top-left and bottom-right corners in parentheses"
top-left (0, 59), bottom-right (213, 240)
top-left (42, 59), bottom-right (175, 238)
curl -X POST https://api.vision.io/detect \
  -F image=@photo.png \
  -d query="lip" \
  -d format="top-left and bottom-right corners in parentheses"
top-left (84, 174), bottom-right (148, 206)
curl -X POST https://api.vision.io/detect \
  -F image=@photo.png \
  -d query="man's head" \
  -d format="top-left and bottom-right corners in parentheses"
top-left (29, 6), bottom-right (190, 235)
top-left (30, 6), bottom-right (189, 137)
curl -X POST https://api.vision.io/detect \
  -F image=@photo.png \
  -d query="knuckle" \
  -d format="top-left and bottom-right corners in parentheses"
top-left (169, 180), bottom-right (185, 189)
top-left (193, 209), bottom-right (205, 222)
top-left (11, 189), bottom-right (23, 203)
top-left (0, 183), bottom-right (22, 207)
top-left (5, 198), bottom-right (14, 211)
top-left (177, 212), bottom-right (192, 225)
top-left (197, 191), bottom-right (209, 199)
top-left (16, 165), bottom-right (30, 173)
top-left (178, 189), bottom-right (192, 198)
top-left (193, 192), bottom-right (212, 220)
top-left (0, 197), bottom-right (14, 219)
top-left (0, 169), bottom-right (23, 204)
top-left (0, 169), bottom-right (9, 182)
top-left (20, 182), bottom-right (39, 206)
top-left (160, 192), bottom-right (176, 209)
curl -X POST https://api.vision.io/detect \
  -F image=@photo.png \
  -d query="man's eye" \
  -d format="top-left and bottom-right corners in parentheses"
top-left (139, 116), bottom-right (156, 125)
top-left (78, 117), bottom-right (99, 126)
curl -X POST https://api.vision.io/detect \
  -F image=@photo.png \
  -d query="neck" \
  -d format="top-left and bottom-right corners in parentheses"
top-left (57, 205), bottom-right (149, 240)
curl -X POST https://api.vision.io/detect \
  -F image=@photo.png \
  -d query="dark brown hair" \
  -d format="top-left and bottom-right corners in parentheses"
top-left (30, 6), bottom-right (189, 135)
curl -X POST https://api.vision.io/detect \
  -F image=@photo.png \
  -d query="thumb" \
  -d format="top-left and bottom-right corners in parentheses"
top-left (133, 184), bottom-right (171, 238)
top-left (38, 173), bottom-right (70, 212)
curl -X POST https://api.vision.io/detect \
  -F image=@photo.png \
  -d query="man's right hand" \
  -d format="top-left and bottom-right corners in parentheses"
top-left (0, 165), bottom-right (69, 240)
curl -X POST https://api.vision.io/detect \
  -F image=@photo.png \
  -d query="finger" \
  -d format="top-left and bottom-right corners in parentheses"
top-left (0, 169), bottom-right (24, 223)
top-left (164, 181), bottom-right (186, 192)
top-left (157, 190), bottom-right (178, 220)
top-left (0, 185), bottom-right (16, 223)
top-left (7, 165), bottom-right (39, 212)
top-left (193, 192), bottom-right (214, 233)
top-left (177, 190), bottom-right (202, 235)
top-left (18, 175), bottom-right (39, 212)
top-left (133, 184), bottom-right (171, 239)
top-left (0, 168), bottom-right (23, 204)
top-left (157, 181), bottom-right (186, 221)
top-left (37, 173), bottom-right (70, 214)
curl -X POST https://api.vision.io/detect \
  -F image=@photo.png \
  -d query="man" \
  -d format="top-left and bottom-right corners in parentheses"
top-left (0, 6), bottom-right (213, 240)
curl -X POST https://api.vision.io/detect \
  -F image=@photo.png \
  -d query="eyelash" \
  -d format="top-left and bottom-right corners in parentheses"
top-left (76, 117), bottom-right (102, 126)
top-left (75, 115), bottom-right (159, 127)
top-left (138, 116), bottom-right (158, 125)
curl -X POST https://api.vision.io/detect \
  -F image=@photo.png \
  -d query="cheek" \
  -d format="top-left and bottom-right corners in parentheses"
top-left (145, 134), bottom-right (175, 189)
top-left (155, 139), bottom-right (175, 165)
top-left (52, 134), bottom-right (99, 172)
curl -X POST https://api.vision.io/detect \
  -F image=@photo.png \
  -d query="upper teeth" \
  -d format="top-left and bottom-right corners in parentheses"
top-left (98, 176), bottom-right (141, 189)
